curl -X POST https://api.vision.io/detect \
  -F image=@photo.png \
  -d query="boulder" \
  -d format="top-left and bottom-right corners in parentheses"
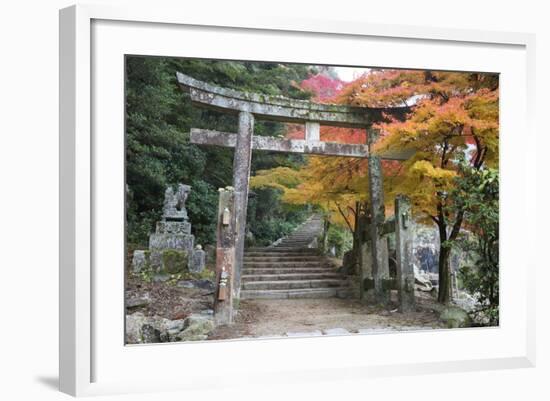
top-left (141, 324), bottom-right (161, 343)
top-left (126, 312), bottom-right (148, 344)
top-left (126, 293), bottom-right (151, 309)
top-left (439, 306), bottom-right (472, 328)
top-left (126, 313), bottom-right (181, 344)
top-left (414, 265), bottom-right (434, 292)
top-left (174, 315), bottom-right (215, 341)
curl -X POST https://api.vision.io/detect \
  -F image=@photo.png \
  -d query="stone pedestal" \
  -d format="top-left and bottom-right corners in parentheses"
top-left (131, 184), bottom-right (197, 275)
top-left (149, 221), bottom-right (194, 251)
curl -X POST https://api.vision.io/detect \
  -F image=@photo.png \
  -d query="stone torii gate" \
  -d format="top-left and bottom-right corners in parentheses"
top-left (176, 72), bottom-right (416, 323)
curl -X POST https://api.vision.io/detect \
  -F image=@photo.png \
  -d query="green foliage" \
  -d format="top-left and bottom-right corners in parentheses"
top-left (186, 180), bottom-right (218, 246)
top-left (246, 188), bottom-right (310, 246)
top-left (449, 162), bottom-right (499, 324)
top-left (326, 224), bottom-right (353, 258)
top-left (126, 56), bottom-right (315, 246)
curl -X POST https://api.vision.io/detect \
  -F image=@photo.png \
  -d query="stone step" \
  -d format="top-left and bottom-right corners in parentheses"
top-left (241, 288), bottom-right (348, 299)
top-left (244, 256), bottom-right (325, 262)
top-left (246, 248), bottom-right (319, 254)
top-left (242, 267), bottom-right (333, 275)
top-left (243, 261), bottom-right (332, 268)
top-left (244, 253), bottom-right (320, 259)
top-left (241, 272), bottom-right (342, 282)
top-left (242, 279), bottom-right (348, 291)
top-left (281, 235), bottom-right (315, 238)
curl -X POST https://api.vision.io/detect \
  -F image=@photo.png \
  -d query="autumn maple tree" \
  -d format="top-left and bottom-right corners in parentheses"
top-left (251, 70), bottom-right (499, 304)
top-left (363, 70), bottom-right (499, 303)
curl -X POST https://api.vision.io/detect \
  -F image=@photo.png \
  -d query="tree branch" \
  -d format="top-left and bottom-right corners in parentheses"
top-left (335, 202), bottom-right (354, 234)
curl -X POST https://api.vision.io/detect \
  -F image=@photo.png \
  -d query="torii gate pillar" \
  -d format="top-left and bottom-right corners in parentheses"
top-left (367, 129), bottom-right (391, 305)
top-left (232, 111), bottom-right (254, 299)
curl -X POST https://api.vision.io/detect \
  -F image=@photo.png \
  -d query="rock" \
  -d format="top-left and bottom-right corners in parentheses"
top-left (165, 319), bottom-right (187, 341)
top-left (126, 312), bottom-right (148, 344)
top-left (183, 315), bottom-right (215, 331)
top-left (189, 245), bottom-right (206, 273)
top-left (159, 331), bottom-right (170, 343)
top-left (126, 313), bottom-right (184, 344)
top-left (175, 333), bottom-right (208, 342)
top-left (152, 273), bottom-right (171, 282)
top-left (176, 279), bottom-right (214, 290)
top-left (175, 316), bottom-right (214, 341)
top-left (453, 291), bottom-right (478, 312)
top-left (132, 250), bottom-right (147, 273)
top-left (195, 279), bottom-right (214, 290)
top-left (141, 324), bottom-right (161, 343)
top-left (200, 309), bottom-right (214, 316)
top-left (166, 319), bottom-right (186, 333)
top-left (176, 280), bottom-right (195, 289)
top-left (414, 265), bottom-right (434, 292)
top-left (126, 294), bottom-right (151, 309)
top-left (439, 306), bottom-right (472, 328)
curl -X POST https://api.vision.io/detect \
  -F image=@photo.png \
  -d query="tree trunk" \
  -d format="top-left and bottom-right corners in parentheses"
top-left (436, 211), bottom-right (452, 304)
top-left (437, 246), bottom-right (452, 304)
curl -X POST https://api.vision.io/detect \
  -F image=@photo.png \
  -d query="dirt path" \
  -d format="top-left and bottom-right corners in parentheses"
top-left (209, 293), bottom-right (445, 340)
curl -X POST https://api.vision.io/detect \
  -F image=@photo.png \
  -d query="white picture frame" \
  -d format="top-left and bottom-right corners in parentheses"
top-left (59, 3), bottom-right (536, 397)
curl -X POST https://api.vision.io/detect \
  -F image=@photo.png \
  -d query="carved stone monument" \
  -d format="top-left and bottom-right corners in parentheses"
top-left (149, 184), bottom-right (194, 252)
top-left (132, 184), bottom-right (196, 275)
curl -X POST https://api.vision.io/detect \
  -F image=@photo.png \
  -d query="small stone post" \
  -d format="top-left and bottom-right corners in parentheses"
top-left (190, 245), bottom-right (206, 273)
top-left (305, 121), bottom-right (320, 141)
top-left (395, 195), bottom-right (415, 312)
top-left (214, 187), bottom-right (236, 325)
top-left (367, 128), bottom-right (390, 305)
top-left (232, 111), bottom-right (254, 301)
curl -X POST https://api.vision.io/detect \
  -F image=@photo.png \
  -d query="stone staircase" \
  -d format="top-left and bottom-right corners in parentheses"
top-left (241, 215), bottom-right (350, 299)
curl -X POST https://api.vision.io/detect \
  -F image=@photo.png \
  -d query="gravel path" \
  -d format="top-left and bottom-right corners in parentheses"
top-left (208, 293), bottom-right (445, 340)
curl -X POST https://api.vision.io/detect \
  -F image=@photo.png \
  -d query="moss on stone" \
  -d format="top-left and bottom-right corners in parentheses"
top-left (440, 306), bottom-right (472, 328)
top-left (161, 249), bottom-right (188, 274)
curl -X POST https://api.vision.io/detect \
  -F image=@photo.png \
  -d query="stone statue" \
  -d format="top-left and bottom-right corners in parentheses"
top-left (162, 184), bottom-right (191, 221)
top-left (132, 183), bottom-right (196, 275)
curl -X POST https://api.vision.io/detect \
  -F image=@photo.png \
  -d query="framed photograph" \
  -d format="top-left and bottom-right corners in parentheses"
top-left (59, 3), bottom-right (536, 397)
